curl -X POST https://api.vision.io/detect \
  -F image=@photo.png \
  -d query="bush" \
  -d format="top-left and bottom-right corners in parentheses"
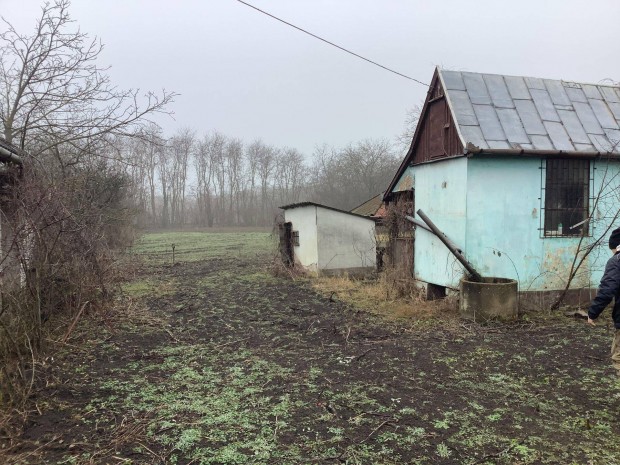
top-left (0, 163), bottom-right (134, 407)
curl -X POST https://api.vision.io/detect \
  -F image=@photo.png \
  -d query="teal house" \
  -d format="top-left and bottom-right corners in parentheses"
top-left (384, 68), bottom-right (620, 307)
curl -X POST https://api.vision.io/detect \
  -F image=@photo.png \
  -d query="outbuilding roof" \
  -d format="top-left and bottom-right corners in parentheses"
top-left (280, 201), bottom-right (377, 221)
top-left (440, 70), bottom-right (620, 154)
top-left (350, 193), bottom-right (386, 218)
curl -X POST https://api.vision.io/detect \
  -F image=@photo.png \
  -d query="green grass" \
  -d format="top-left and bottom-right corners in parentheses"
top-left (10, 230), bottom-right (620, 465)
top-left (130, 231), bottom-right (275, 264)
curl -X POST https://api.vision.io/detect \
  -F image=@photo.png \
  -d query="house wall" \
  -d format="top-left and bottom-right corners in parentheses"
top-left (465, 156), bottom-right (620, 292)
top-left (408, 157), bottom-right (468, 288)
top-left (316, 207), bottom-right (376, 274)
top-left (393, 166), bottom-right (415, 192)
top-left (284, 206), bottom-right (319, 272)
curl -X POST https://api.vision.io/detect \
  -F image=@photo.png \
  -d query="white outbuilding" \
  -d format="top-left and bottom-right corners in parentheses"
top-left (280, 202), bottom-right (376, 276)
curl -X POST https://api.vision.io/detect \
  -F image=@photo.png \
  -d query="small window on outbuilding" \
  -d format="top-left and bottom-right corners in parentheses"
top-left (543, 159), bottom-right (590, 237)
top-left (292, 231), bottom-right (300, 246)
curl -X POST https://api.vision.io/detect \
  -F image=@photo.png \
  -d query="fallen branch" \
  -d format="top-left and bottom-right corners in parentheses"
top-left (61, 301), bottom-right (90, 343)
top-left (360, 419), bottom-right (395, 444)
top-left (354, 348), bottom-right (374, 361)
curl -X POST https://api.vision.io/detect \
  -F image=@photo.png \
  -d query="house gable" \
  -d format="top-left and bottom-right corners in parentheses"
top-left (384, 69), bottom-right (464, 199)
top-left (385, 67), bottom-right (620, 202)
top-left (411, 71), bottom-right (464, 165)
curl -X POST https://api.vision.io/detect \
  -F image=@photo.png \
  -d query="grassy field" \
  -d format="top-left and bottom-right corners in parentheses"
top-left (129, 230), bottom-right (275, 263)
top-left (4, 230), bottom-right (620, 464)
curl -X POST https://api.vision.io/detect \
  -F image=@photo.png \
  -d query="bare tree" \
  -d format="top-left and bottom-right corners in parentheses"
top-left (311, 139), bottom-right (399, 211)
top-left (395, 105), bottom-right (422, 153)
top-left (551, 143), bottom-right (620, 310)
top-left (256, 142), bottom-right (276, 225)
top-left (225, 138), bottom-right (243, 225)
top-left (194, 132), bottom-right (225, 227)
top-left (140, 125), bottom-right (165, 223)
top-left (168, 128), bottom-right (194, 225)
top-left (0, 0), bottom-right (175, 162)
top-left (157, 141), bottom-right (173, 228)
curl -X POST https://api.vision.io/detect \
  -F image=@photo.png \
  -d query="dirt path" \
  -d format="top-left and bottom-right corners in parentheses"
top-left (4, 233), bottom-right (620, 464)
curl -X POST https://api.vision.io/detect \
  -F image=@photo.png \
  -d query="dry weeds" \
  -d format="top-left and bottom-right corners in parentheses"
top-left (310, 269), bottom-right (460, 329)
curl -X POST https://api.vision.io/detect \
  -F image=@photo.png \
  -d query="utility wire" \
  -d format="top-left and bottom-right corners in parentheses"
top-left (236, 0), bottom-right (428, 87)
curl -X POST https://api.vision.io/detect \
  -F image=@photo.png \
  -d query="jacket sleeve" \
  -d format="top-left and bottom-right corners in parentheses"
top-left (589, 255), bottom-right (620, 320)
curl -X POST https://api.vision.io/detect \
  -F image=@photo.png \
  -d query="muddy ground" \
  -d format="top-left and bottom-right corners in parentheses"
top-left (3, 232), bottom-right (620, 464)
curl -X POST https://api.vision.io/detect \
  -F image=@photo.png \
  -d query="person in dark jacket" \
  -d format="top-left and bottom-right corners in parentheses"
top-left (588, 227), bottom-right (620, 375)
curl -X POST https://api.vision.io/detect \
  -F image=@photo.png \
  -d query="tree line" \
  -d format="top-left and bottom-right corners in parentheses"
top-left (107, 128), bottom-right (401, 229)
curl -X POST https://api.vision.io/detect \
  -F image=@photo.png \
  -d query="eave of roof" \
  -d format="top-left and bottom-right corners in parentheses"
top-left (350, 193), bottom-right (384, 217)
top-left (466, 146), bottom-right (620, 159)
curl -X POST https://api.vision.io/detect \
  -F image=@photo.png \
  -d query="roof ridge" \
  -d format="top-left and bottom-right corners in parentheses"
top-left (438, 67), bottom-right (620, 90)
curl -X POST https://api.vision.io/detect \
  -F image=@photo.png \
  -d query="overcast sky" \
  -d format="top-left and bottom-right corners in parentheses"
top-left (3, 0), bottom-right (620, 157)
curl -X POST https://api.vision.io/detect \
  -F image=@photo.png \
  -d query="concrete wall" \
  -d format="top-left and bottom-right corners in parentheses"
top-left (390, 156), bottom-right (620, 293)
top-left (466, 156), bottom-right (620, 292)
top-left (410, 157), bottom-right (468, 288)
top-left (284, 205), bottom-right (319, 272)
top-left (316, 207), bottom-right (376, 273)
top-left (393, 165), bottom-right (415, 192)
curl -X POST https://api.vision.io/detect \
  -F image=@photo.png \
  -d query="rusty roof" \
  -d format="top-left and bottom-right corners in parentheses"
top-left (350, 193), bottom-right (385, 217)
top-left (440, 69), bottom-right (620, 154)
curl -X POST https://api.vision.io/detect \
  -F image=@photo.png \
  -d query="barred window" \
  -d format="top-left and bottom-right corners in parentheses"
top-left (544, 159), bottom-right (589, 237)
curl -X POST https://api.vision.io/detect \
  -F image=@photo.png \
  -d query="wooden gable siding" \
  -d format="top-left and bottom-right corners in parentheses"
top-left (412, 75), bottom-right (463, 165)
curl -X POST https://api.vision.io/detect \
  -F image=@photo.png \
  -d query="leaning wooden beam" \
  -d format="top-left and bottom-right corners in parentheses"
top-left (404, 215), bottom-right (462, 253)
top-left (416, 209), bottom-right (482, 282)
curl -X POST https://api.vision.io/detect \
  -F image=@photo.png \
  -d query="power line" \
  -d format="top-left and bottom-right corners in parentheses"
top-left (236, 0), bottom-right (428, 87)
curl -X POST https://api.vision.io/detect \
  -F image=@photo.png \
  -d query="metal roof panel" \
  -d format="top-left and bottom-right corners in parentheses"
top-left (487, 140), bottom-right (512, 149)
top-left (583, 84), bottom-right (603, 100)
top-left (530, 88), bottom-right (561, 122)
top-left (497, 108), bottom-right (530, 144)
top-left (484, 74), bottom-right (514, 108)
top-left (463, 72), bottom-right (492, 104)
top-left (566, 86), bottom-right (588, 103)
top-left (473, 104), bottom-right (507, 141)
top-left (449, 90), bottom-right (478, 125)
top-left (574, 143), bottom-right (596, 151)
top-left (544, 80), bottom-right (572, 106)
top-left (589, 133), bottom-right (615, 152)
top-left (526, 77), bottom-right (545, 90)
top-left (438, 69), bottom-right (620, 154)
top-left (604, 128), bottom-right (620, 151)
top-left (515, 143), bottom-right (535, 150)
top-left (601, 86), bottom-right (620, 103)
top-left (530, 134), bottom-right (554, 150)
top-left (514, 100), bottom-right (547, 135)
top-left (557, 109), bottom-right (590, 144)
top-left (459, 125), bottom-right (489, 149)
top-left (505, 76), bottom-right (530, 99)
top-left (573, 102), bottom-right (605, 135)
top-left (607, 102), bottom-right (620, 120)
top-left (544, 121), bottom-right (574, 150)
top-left (441, 70), bottom-right (466, 90)
top-left (589, 99), bottom-right (619, 129)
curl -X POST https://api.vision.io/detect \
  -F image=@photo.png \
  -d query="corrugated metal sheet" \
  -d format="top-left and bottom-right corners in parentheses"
top-left (350, 193), bottom-right (385, 217)
top-left (440, 70), bottom-right (620, 154)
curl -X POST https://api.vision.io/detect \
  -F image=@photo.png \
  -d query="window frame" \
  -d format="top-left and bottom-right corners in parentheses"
top-left (540, 158), bottom-right (593, 238)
